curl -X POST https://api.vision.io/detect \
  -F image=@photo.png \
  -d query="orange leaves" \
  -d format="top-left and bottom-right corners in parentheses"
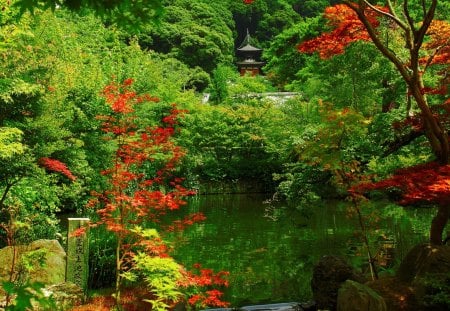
top-left (89, 78), bottom-right (226, 309)
top-left (424, 20), bottom-right (450, 60)
top-left (298, 4), bottom-right (386, 59)
top-left (93, 78), bottom-right (196, 255)
top-left (426, 20), bottom-right (450, 47)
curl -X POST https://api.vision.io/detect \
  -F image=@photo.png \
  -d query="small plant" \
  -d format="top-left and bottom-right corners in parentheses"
top-left (2, 249), bottom-right (56, 310)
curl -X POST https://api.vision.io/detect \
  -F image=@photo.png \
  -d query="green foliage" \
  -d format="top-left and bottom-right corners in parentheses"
top-left (293, 0), bottom-right (331, 17)
top-left (255, 0), bottom-right (301, 47)
top-left (420, 274), bottom-right (450, 310)
top-left (132, 253), bottom-right (183, 311)
top-left (273, 100), bottom-right (378, 205)
top-left (292, 42), bottom-right (403, 117)
top-left (1, 245), bottom-right (56, 310)
top-left (10, 0), bottom-right (163, 32)
top-left (179, 98), bottom-right (295, 185)
top-left (226, 75), bottom-right (276, 100)
top-left (138, 0), bottom-right (235, 76)
top-left (263, 16), bottom-right (322, 89)
top-left (208, 65), bottom-right (236, 103)
top-left (0, 128), bottom-right (25, 159)
top-left (2, 281), bottom-right (56, 311)
top-left (228, 0), bottom-right (301, 49)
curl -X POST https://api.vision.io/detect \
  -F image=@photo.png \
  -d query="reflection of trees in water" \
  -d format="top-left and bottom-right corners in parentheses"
top-left (170, 194), bottom-right (432, 304)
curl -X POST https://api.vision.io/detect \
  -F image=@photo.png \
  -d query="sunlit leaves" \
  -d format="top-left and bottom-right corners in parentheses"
top-left (297, 4), bottom-right (387, 59)
top-left (353, 162), bottom-right (450, 206)
top-left (12, 0), bottom-right (164, 32)
top-left (0, 128), bottom-right (25, 159)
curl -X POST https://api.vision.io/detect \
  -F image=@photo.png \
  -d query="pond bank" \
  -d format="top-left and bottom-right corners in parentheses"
top-left (196, 179), bottom-right (274, 195)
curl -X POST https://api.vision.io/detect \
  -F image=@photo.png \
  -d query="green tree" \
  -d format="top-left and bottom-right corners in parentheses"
top-left (299, 1), bottom-right (450, 163)
top-left (263, 16), bottom-right (322, 89)
top-left (138, 0), bottom-right (235, 77)
top-left (7, 0), bottom-right (163, 32)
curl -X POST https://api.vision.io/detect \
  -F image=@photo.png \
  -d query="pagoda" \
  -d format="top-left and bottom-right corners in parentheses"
top-left (236, 30), bottom-right (264, 76)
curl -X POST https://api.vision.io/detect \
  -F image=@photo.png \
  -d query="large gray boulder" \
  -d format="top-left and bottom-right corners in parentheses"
top-left (337, 280), bottom-right (387, 311)
top-left (0, 239), bottom-right (66, 285)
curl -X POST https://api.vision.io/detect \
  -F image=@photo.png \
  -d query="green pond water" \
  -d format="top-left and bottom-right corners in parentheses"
top-left (168, 193), bottom-right (434, 306)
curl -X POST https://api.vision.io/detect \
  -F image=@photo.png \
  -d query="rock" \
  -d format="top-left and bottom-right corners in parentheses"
top-left (0, 239), bottom-right (66, 285)
top-left (40, 282), bottom-right (84, 310)
top-left (337, 280), bottom-right (386, 311)
top-left (396, 243), bottom-right (450, 282)
top-left (311, 256), bottom-right (365, 311)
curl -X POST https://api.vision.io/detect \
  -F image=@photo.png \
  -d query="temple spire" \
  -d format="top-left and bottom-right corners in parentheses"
top-left (239, 28), bottom-right (253, 48)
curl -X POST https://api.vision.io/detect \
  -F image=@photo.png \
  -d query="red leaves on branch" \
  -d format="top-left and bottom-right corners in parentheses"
top-left (91, 79), bottom-right (194, 229)
top-left (298, 4), bottom-right (387, 59)
top-left (39, 157), bottom-right (76, 181)
top-left (182, 264), bottom-right (230, 308)
top-left (243, 0), bottom-right (254, 4)
top-left (351, 162), bottom-right (450, 206)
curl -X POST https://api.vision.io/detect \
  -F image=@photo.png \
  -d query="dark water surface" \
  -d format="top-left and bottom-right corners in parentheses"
top-left (169, 193), bottom-right (432, 306)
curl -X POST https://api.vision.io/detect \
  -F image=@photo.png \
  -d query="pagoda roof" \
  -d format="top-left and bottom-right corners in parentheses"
top-left (237, 29), bottom-right (262, 52)
top-left (237, 44), bottom-right (262, 52)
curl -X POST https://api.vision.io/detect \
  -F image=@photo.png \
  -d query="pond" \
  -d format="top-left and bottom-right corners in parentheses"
top-left (168, 193), bottom-right (433, 306)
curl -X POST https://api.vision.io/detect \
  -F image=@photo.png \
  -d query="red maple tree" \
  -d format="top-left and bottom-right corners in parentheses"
top-left (298, 1), bottom-right (450, 165)
top-left (89, 79), bottom-right (228, 308)
top-left (298, 2), bottom-right (450, 245)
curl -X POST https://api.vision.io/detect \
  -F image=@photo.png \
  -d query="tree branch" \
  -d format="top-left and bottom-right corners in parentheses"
top-left (415, 0), bottom-right (437, 50)
top-left (363, 0), bottom-right (408, 31)
top-left (344, 1), bottom-right (412, 84)
top-left (383, 129), bottom-right (424, 157)
top-left (403, 0), bottom-right (416, 36)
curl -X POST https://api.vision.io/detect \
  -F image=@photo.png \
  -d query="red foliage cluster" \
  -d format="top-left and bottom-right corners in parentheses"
top-left (39, 157), bottom-right (76, 181)
top-left (243, 0), bottom-right (254, 4)
top-left (298, 4), bottom-right (387, 59)
top-left (182, 264), bottom-right (230, 308)
top-left (351, 162), bottom-right (450, 206)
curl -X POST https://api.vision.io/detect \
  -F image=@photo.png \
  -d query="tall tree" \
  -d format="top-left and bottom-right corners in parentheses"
top-left (298, 1), bottom-right (450, 164)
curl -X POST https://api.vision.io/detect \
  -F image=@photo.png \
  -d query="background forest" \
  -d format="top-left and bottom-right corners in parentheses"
top-left (1, 0), bottom-right (450, 310)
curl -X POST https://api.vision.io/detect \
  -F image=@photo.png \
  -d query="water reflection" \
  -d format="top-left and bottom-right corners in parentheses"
top-left (169, 193), bottom-right (432, 306)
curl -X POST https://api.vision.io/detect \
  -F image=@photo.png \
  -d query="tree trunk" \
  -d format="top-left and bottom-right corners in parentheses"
top-left (409, 84), bottom-right (450, 165)
top-left (430, 204), bottom-right (450, 245)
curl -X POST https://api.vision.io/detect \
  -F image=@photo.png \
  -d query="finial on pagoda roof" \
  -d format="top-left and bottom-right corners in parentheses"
top-left (237, 29), bottom-right (261, 51)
